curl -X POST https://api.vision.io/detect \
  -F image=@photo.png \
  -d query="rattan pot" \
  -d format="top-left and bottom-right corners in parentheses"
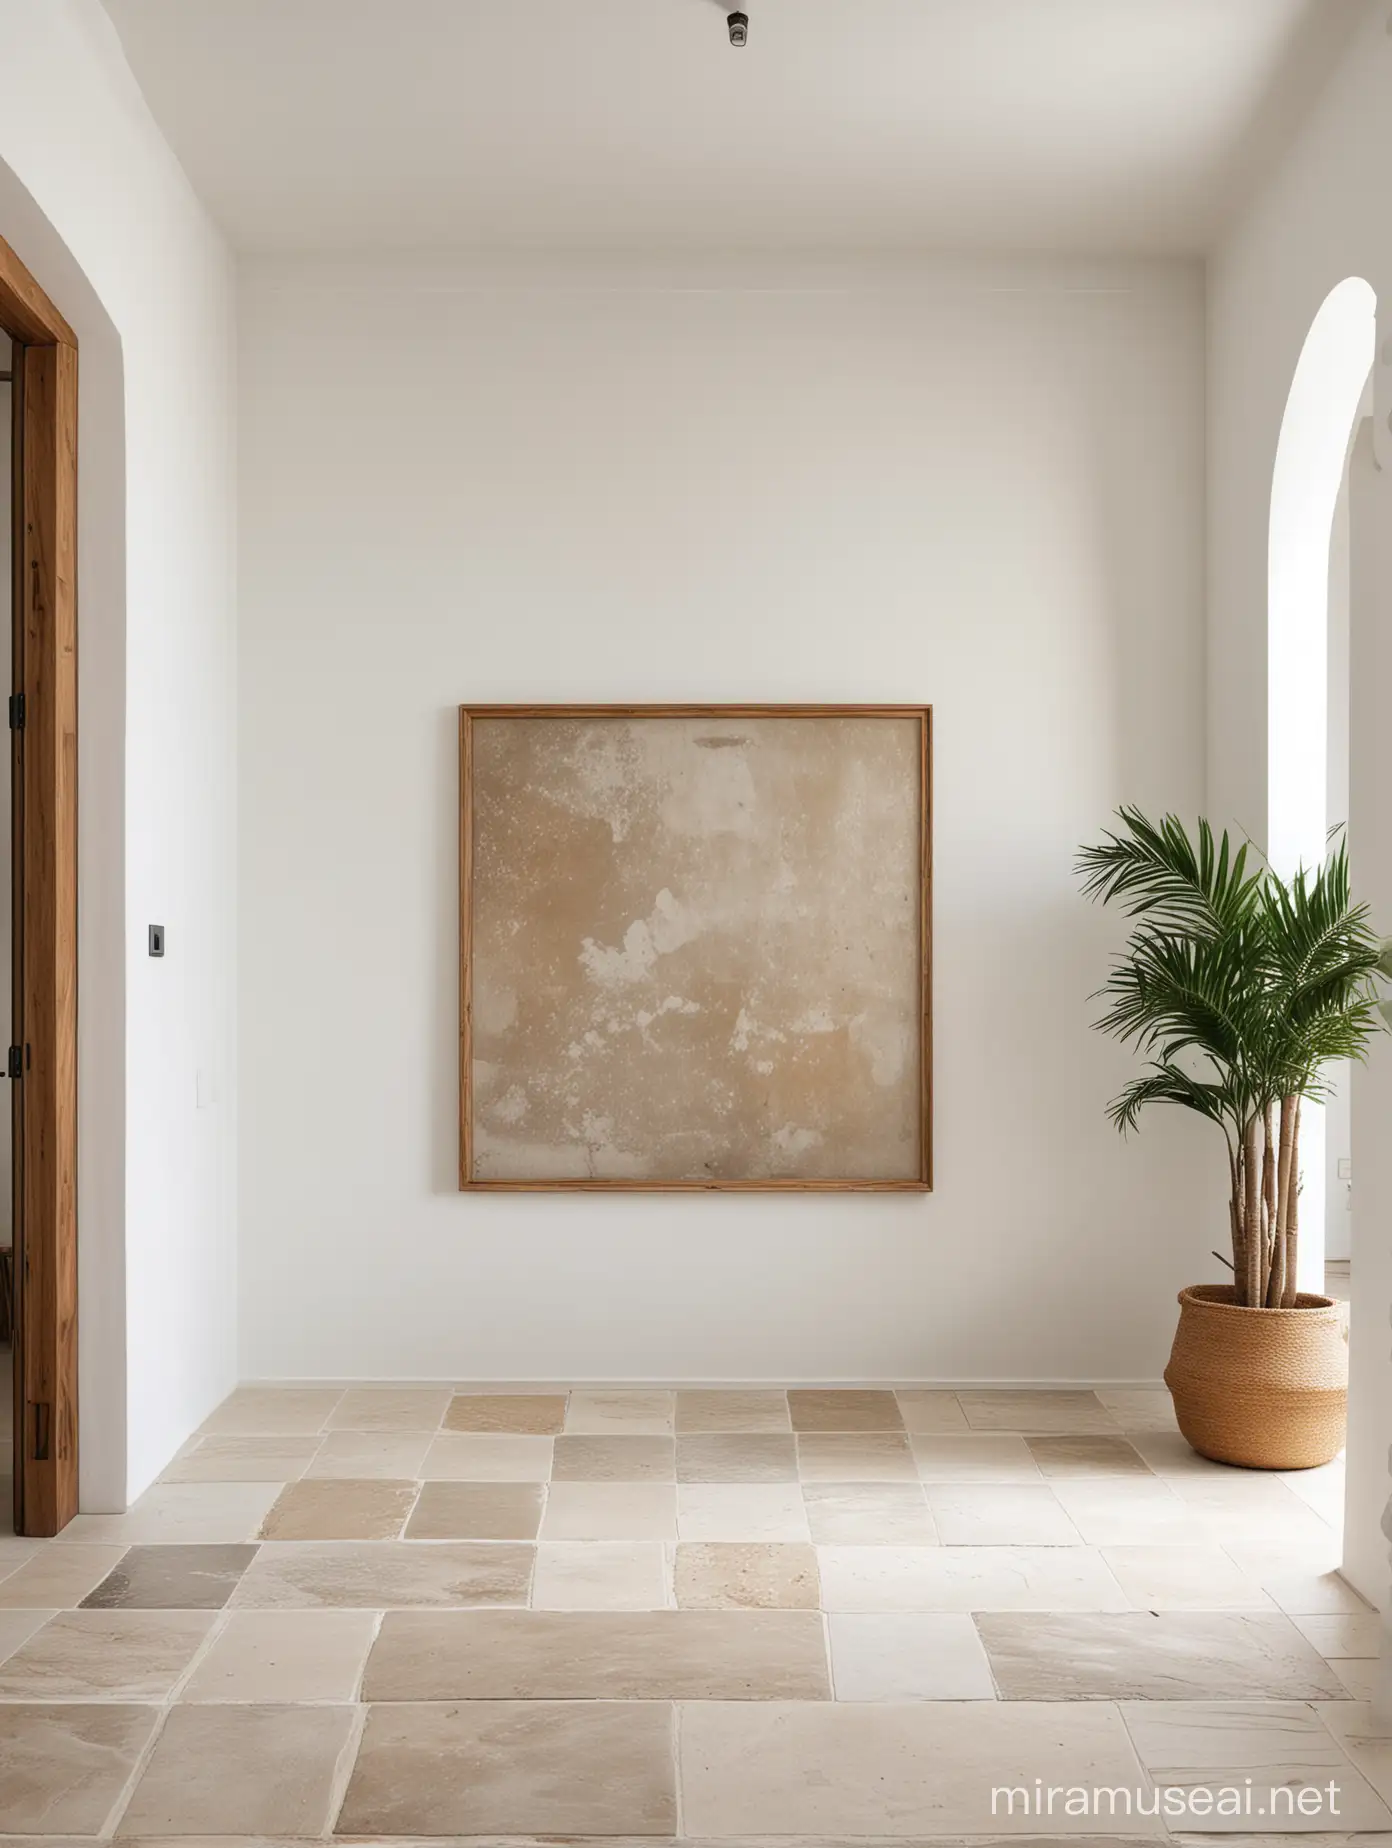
top-left (1163, 1284), bottom-right (1348, 1470)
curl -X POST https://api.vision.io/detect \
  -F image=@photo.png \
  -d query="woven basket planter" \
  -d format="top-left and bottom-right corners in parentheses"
top-left (1163, 1283), bottom-right (1348, 1470)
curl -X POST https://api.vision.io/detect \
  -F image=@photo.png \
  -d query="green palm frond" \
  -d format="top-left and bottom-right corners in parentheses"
top-left (1078, 809), bottom-right (1388, 1140)
top-left (1075, 808), bottom-right (1261, 937)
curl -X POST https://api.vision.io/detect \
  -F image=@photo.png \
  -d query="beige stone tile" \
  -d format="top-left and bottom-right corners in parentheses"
top-left (788, 1390), bottom-right (905, 1432)
top-left (1238, 1566), bottom-right (1364, 1617)
top-left (959, 1389), bottom-right (1122, 1434)
top-left (675, 1542), bottom-right (819, 1610)
top-left (895, 1389), bottom-right (970, 1432)
top-left (161, 1434), bottom-right (321, 1483)
top-left (1169, 1471), bottom-right (1326, 1514)
top-left (0, 1536), bottom-right (42, 1582)
top-left (802, 1481), bottom-right (938, 1544)
top-left (0, 1610), bottom-right (214, 1699)
top-left (445, 1393), bottom-right (567, 1435)
top-left (420, 1433), bottom-right (552, 1482)
top-left (0, 1608), bottom-right (52, 1662)
top-left (818, 1543), bottom-right (1130, 1612)
top-left (1293, 1612), bottom-right (1384, 1658)
top-left (326, 1386), bottom-right (452, 1431)
top-left (1121, 1700), bottom-right (1392, 1833)
top-left (303, 1430), bottom-right (431, 1479)
top-left (532, 1542), bottom-right (670, 1610)
top-left (539, 1481), bottom-right (677, 1541)
top-left (797, 1433), bottom-right (917, 1481)
top-left (566, 1389), bottom-right (674, 1434)
top-left (259, 1477), bottom-right (417, 1541)
top-left (1331, 1658), bottom-right (1380, 1699)
top-left (80, 1545), bottom-right (257, 1611)
top-left (1027, 1435), bottom-right (1153, 1477)
top-left (675, 1390), bottom-right (790, 1433)
top-left (0, 1704), bottom-right (160, 1835)
top-left (1132, 1430), bottom-right (1248, 1476)
top-left (198, 1387), bottom-right (343, 1436)
top-left (180, 1609), bottom-right (378, 1702)
top-left (337, 1699), bottom-right (676, 1836)
top-left (115, 1702), bottom-right (358, 1836)
top-left (1100, 1545), bottom-right (1275, 1611)
top-left (1281, 1458), bottom-right (1346, 1525)
top-left (1098, 1388), bottom-right (1181, 1431)
top-left (230, 1540), bottom-right (533, 1609)
top-left (910, 1433), bottom-right (1045, 1482)
top-left (678, 1484), bottom-right (811, 1542)
top-left (926, 1483), bottom-right (1081, 1546)
top-left (552, 1434), bottom-right (675, 1481)
top-left (677, 1434), bottom-right (798, 1483)
top-left (828, 1611), bottom-right (997, 1700)
top-left (62, 1483), bottom-right (279, 1545)
top-left (678, 1698), bottom-right (1160, 1836)
top-left (1320, 1703), bottom-right (1392, 1808)
top-left (1049, 1476), bottom-right (1200, 1545)
top-left (977, 1611), bottom-right (1347, 1700)
top-left (0, 1546), bottom-right (129, 1609)
top-left (364, 1607), bottom-right (831, 1700)
top-left (405, 1480), bottom-right (543, 1540)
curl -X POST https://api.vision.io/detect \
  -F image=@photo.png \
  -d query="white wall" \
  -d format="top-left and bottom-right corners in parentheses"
top-left (239, 254), bottom-right (1210, 1387)
top-left (0, 0), bottom-right (238, 1504)
top-left (1207, 0), bottom-right (1392, 1604)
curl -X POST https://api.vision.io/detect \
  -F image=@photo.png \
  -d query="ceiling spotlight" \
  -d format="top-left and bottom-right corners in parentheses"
top-left (727, 11), bottom-right (748, 46)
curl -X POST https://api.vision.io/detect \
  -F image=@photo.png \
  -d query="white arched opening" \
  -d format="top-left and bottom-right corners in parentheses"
top-left (1267, 275), bottom-right (1375, 1294)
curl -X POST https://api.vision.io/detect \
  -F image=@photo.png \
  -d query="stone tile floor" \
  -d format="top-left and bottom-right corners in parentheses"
top-left (0, 1383), bottom-right (1387, 1841)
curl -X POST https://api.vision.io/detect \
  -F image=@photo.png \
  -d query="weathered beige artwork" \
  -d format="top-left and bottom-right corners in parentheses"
top-left (461, 708), bottom-right (930, 1188)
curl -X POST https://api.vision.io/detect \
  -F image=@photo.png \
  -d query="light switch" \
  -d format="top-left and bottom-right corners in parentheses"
top-left (148, 924), bottom-right (165, 957)
top-left (1337, 1157), bottom-right (1352, 1181)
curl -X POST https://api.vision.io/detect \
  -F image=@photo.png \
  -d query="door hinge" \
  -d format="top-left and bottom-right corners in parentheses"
top-left (7, 1045), bottom-right (22, 1080)
top-left (8, 693), bottom-right (24, 731)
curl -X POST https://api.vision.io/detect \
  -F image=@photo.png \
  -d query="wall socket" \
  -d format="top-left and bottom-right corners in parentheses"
top-left (148, 924), bottom-right (165, 957)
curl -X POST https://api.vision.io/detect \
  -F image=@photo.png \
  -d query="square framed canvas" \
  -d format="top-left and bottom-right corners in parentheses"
top-left (459, 705), bottom-right (932, 1190)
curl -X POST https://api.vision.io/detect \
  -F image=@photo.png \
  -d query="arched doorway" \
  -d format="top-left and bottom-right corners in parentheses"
top-left (1266, 275), bottom-right (1376, 1297)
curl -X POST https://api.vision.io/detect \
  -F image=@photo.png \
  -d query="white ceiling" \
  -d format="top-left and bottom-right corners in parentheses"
top-left (101, 0), bottom-right (1356, 256)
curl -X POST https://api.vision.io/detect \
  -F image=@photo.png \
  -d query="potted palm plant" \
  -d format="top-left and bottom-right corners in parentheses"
top-left (1077, 809), bottom-right (1384, 1469)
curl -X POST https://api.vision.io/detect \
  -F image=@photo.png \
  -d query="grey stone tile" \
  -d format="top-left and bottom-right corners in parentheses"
top-left (363, 1607), bottom-right (831, 1699)
top-left (404, 1480), bottom-right (543, 1540)
top-left (0, 1704), bottom-right (160, 1835)
top-left (80, 1545), bottom-right (257, 1611)
top-left (788, 1390), bottom-right (905, 1432)
top-left (114, 1702), bottom-right (357, 1836)
top-left (0, 1610), bottom-right (215, 1699)
top-left (336, 1699), bottom-right (676, 1836)
top-left (551, 1435), bottom-right (675, 1481)
top-left (229, 1539), bottom-right (533, 1608)
top-left (675, 1390), bottom-right (790, 1433)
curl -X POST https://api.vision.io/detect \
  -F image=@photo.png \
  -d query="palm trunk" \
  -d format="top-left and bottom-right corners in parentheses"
top-left (1261, 1103), bottom-right (1276, 1279)
top-left (1267, 1093), bottom-right (1298, 1308)
top-left (1228, 1145), bottom-right (1245, 1294)
top-left (1242, 1113), bottom-right (1263, 1308)
top-left (1281, 1098), bottom-right (1302, 1308)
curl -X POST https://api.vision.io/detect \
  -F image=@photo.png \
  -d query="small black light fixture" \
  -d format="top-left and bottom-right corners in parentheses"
top-left (727, 10), bottom-right (748, 46)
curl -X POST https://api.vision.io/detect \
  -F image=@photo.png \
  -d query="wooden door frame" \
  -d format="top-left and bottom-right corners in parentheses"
top-left (0, 233), bottom-right (78, 1536)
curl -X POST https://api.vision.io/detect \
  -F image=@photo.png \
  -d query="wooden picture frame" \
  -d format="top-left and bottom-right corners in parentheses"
top-left (459, 704), bottom-right (932, 1192)
top-left (1, 234), bottom-right (79, 1534)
